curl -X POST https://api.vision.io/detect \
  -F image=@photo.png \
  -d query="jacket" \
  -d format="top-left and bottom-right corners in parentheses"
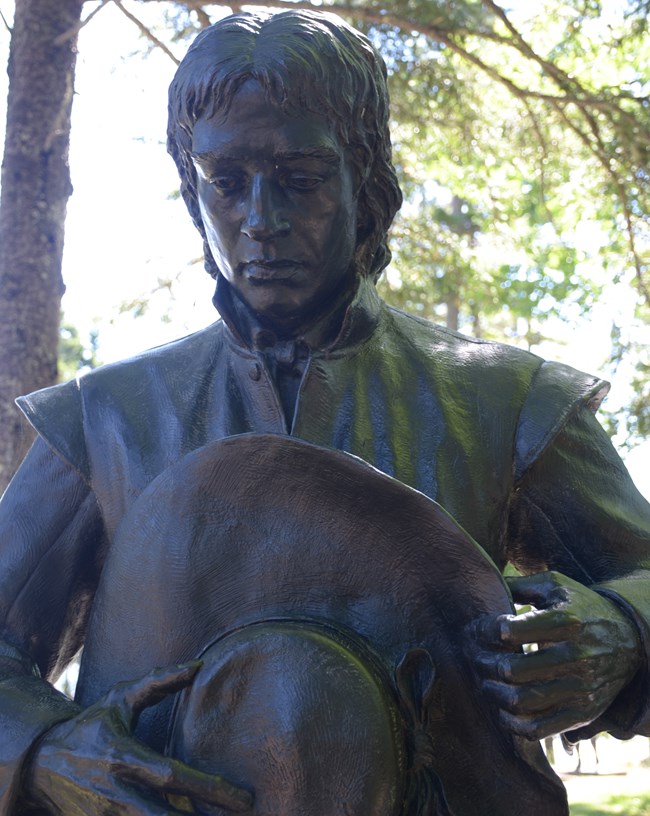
top-left (0, 277), bottom-right (649, 812)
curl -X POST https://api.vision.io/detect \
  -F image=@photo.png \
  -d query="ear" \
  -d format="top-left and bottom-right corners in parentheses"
top-left (179, 172), bottom-right (219, 279)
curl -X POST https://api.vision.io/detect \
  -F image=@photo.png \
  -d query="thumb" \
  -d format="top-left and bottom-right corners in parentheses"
top-left (505, 571), bottom-right (569, 609)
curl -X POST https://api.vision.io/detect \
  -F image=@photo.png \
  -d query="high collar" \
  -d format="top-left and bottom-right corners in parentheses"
top-left (212, 274), bottom-right (382, 355)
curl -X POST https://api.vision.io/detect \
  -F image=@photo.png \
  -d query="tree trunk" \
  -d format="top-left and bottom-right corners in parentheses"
top-left (0, 0), bottom-right (84, 493)
top-left (445, 293), bottom-right (460, 332)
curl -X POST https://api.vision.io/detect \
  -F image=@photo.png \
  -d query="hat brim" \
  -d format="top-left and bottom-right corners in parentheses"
top-left (79, 433), bottom-right (566, 815)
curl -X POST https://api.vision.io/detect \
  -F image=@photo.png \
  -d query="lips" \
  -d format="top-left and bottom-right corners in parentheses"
top-left (242, 260), bottom-right (302, 283)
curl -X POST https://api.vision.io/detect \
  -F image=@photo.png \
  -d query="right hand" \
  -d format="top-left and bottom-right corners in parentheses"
top-left (26, 663), bottom-right (253, 815)
top-left (470, 571), bottom-right (642, 741)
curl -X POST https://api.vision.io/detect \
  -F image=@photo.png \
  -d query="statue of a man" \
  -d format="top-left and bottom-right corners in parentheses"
top-left (0, 9), bottom-right (648, 815)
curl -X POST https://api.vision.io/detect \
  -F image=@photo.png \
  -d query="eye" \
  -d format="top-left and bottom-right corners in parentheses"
top-left (209, 173), bottom-right (246, 194)
top-left (282, 173), bottom-right (323, 192)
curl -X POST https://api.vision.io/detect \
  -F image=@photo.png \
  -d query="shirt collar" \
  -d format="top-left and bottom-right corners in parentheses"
top-left (212, 274), bottom-right (382, 354)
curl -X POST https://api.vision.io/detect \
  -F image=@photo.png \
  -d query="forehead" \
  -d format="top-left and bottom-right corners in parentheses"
top-left (191, 79), bottom-right (344, 160)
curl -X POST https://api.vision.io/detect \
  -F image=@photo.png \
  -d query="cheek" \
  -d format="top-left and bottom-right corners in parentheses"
top-left (330, 175), bottom-right (358, 248)
top-left (327, 197), bottom-right (357, 258)
top-left (306, 192), bottom-right (357, 251)
top-left (199, 197), bottom-right (235, 263)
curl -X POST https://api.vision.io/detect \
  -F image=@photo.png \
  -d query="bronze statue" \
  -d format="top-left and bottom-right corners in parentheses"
top-left (0, 10), bottom-right (648, 815)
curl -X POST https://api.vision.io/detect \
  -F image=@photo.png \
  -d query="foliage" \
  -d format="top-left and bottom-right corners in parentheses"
top-left (58, 318), bottom-right (100, 382)
top-left (370, 0), bottom-right (648, 336)
top-left (600, 310), bottom-right (650, 444)
top-left (169, 0), bottom-right (650, 305)
top-left (59, 0), bottom-right (650, 443)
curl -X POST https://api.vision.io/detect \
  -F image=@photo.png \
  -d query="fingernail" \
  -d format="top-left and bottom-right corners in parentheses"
top-left (175, 660), bottom-right (203, 678)
top-left (498, 619), bottom-right (512, 643)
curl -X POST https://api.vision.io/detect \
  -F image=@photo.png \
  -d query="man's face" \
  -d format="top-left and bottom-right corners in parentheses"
top-left (191, 80), bottom-right (359, 330)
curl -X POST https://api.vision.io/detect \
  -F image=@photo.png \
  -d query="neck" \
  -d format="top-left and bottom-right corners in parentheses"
top-left (215, 277), bottom-right (357, 349)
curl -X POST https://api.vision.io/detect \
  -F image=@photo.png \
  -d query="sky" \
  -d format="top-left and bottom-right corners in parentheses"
top-left (56, 1), bottom-right (220, 357)
top-left (0, 0), bottom-right (649, 496)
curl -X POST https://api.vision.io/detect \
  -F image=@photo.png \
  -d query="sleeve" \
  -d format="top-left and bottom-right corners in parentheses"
top-left (0, 436), bottom-right (107, 812)
top-left (508, 404), bottom-right (650, 738)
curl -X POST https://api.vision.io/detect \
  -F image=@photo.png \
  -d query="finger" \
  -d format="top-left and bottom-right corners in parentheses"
top-left (497, 704), bottom-right (600, 741)
top-left (506, 572), bottom-right (571, 609)
top-left (481, 674), bottom-right (596, 716)
top-left (501, 607), bottom-right (582, 646)
top-left (106, 662), bottom-right (202, 724)
top-left (475, 643), bottom-right (579, 684)
top-left (82, 778), bottom-right (200, 816)
top-left (471, 613), bottom-right (519, 648)
top-left (112, 792), bottom-right (199, 816)
top-left (472, 607), bottom-right (578, 648)
top-left (115, 752), bottom-right (253, 812)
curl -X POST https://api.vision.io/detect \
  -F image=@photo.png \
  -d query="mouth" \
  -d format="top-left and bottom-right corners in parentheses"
top-left (242, 260), bottom-right (302, 284)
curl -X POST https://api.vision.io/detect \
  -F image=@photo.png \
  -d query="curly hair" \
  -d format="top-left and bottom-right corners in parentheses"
top-left (167, 9), bottom-right (403, 282)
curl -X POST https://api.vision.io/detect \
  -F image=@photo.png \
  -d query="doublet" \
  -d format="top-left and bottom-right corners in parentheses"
top-left (0, 277), bottom-right (649, 813)
top-left (14, 279), bottom-right (608, 553)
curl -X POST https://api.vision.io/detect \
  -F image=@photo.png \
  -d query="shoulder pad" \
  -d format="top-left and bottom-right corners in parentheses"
top-left (15, 379), bottom-right (88, 480)
top-left (515, 360), bottom-right (609, 482)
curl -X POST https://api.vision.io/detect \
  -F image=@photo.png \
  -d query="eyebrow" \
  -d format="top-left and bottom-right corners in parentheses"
top-left (190, 146), bottom-right (341, 166)
top-left (276, 147), bottom-right (341, 165)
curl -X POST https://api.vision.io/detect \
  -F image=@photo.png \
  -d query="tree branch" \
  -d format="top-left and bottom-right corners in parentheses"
top-left (0, 7), bottom-right (12, 33)
top-left (548, 102), bottom-right (649, 304)
top-left (145, 0), bottom-right (650, 303)
top-left (480, 0), bottom-right (586, 98)
top-left (181, 0), bottom-right (211, 28)
top-left (180, 0), bottom-right (515, 46)
top-left (112, 0), bottom-right (180, 64)
top-left (53, 0), bottom-right (111, 46)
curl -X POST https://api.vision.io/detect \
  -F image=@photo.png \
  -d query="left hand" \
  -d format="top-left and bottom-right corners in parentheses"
top-left (472, 570), bottom-right (642, 740)
top-left (27, 663), bottom-right (253, 816)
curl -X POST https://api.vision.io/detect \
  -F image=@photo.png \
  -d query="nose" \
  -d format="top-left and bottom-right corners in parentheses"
top-left (241, 174), bottom-right (290, 241)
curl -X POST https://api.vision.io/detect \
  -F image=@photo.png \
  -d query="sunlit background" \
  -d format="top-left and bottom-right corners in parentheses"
top-left (0, 1), bottom-right (648, 498)
top-left (1, 3), bottom-right (650, 810)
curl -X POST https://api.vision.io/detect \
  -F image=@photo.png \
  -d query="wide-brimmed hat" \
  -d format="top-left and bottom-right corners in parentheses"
top-left (166, 619), bottom-right (439, 816)
top-left (79, 433), bottom-right (567, 815)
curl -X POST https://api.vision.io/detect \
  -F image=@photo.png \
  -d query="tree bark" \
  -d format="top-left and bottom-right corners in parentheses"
top-left (0, 0), bottom-right (84, 493)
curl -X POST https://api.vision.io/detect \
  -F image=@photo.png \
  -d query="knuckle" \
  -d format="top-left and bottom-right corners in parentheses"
top-left (503, 712), bottom-right (539, 740)
top-left (504, 689), bottom-right (523, 714)
top-left (563, 611), bottom-right (583, 631)
top-left (103, 686), bottom-right (120, 706)
top-left (104, 741), bottom-right (126, 771)
top-left (105, 678), bottom-right (131, 705)
top-left (497, 657), bottom-right (513, 682)
top-left (498, 618), bottom-right (514, 643)
top-left (156, 761), bottom-right (175, 787)
top-left (559, 641), bottom-right (578, 662)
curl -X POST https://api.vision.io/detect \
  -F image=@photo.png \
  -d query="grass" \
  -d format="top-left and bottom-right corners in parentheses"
top-left (558, 735), bottom-right (650, 815)
top-left (570, 794), bottom-right (650, 815)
